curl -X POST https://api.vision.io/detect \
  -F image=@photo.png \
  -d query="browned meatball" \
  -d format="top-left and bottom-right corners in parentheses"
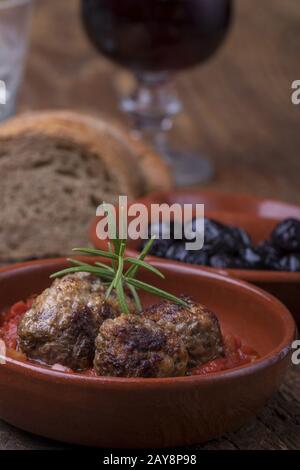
top-left (18, 273), bottom-right (135, 370)
top-left (94, 314), bottom-right (188, 378)
top-left (143, 296), bottom-right (224, 367)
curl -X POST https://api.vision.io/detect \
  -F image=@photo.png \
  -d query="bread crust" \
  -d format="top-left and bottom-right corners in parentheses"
top-left (0, 110), bottom-right (172, 196)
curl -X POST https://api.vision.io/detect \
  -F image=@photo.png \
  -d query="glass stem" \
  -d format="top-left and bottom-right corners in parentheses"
top-left (121, 71), bottom-right (182, 163)
top-left (121, 71), bottom-right (214, 186)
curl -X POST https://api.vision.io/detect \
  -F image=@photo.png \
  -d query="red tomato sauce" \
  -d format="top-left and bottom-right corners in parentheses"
top-left (0, 299), bottom-right (33, 349)
top-left (0, 300), bottom-right (259, 375)
top-left (189, 334), bottom-right (259, 375)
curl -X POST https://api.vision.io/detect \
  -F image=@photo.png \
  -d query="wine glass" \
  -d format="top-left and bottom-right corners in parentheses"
top-left (81, 0), bottom-right (233, 186)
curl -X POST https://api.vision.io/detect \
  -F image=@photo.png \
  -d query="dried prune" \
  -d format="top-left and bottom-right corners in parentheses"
top-left (235, 226), bottom-right (252, 247)
top-left (203, 222), bottom-right (252, 255)
top-left (218, 226), bottom-right (251, 254)
top-left (271, 218), bottom-right (300, 252)
top-left (184, 217), bottom-right (223, 243)
top-left (238, 247), bottom-right (263, 269)
top-left (209, 254), bottom-right (243, 269)
top-left (185, 250), bottom-right (209, 266)
top-left (165, 242), bottom-right (187, 262)
top-left (257, 241), bottom-right (282, 270)
top-left (203, 218), bottom-right (227, 252)
top-left (183, 217), bottom-right (226, 254)
top-left (147, 221), bottom-right (175, 240)
top-left (279, 253), bottom-right (300, 272)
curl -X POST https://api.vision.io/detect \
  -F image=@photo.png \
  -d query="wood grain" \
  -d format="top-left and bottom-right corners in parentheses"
top-left (0, 0), bottom-right (299, 450)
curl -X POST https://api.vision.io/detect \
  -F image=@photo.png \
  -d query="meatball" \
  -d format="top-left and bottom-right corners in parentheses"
top-left (18, 273), bottom-right (135, 370)
top-left (144, 296), bottom-right (224, 367)
top-left (94, 314), bottom-right (188, 378)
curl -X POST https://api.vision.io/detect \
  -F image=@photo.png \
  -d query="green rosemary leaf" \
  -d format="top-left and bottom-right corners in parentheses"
top-left (138, 236), bottom-right (156, 260)
top-left (108, 241), bottom-right (117, 272)
top-left (67, 258), bottom-right (92, 267)
top-left (127, 284), bottom-right (142, 312)
top-left (124, 257), bottom-right (165, 279)
top-left (116, 279), bottom-right (130, 314)
top-left (125, 236), bottom-right (155, 278)
top-left (118, 204), bottom-right (127, 243)
top-left (113, 255), bottom-right (124, 289)
top-left (118, 238), bottom-right (127, 258)
top-left (72, 247), bottom-right (118, 260)
top-left (94, 261), bottom-right (114, 272)
top-left (101, 202), bottom-right (121, 254)
top-left (50, 266), bottom-right (114, 280)
top-left (105, 279), bottom-right (115, 300)
top-left (125, 277), bottom-right (188, 307)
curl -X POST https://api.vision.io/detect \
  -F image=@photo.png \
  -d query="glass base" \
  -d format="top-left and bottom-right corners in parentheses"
top-left (159, 147), bottom-right (214, 186)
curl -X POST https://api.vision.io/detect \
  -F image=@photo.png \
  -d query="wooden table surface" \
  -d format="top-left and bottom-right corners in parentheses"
top-left (1, 0), bottom-right (300, 450)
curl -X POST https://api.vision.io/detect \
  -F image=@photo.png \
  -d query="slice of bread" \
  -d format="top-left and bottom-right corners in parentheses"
top-left (0, 110), bottom-right (172, 261)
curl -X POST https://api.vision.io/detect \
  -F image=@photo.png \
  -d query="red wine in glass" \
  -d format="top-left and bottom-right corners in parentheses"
top-left (81, 0), bottom-right (233, 185)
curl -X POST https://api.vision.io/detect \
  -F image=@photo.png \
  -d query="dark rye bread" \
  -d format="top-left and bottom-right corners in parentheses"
top-left (0, 111), bottom-right (172, 260)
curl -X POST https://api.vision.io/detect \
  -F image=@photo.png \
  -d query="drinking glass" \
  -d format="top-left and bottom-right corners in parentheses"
top-left (81, 0), bottom-right (233, 185)
top-left (0, 0), bottom-right (33, 121)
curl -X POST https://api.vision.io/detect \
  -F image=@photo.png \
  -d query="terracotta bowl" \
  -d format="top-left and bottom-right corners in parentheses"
top-left (90, 190), bottom-right (300, 328)
top-left (0, 258), bottom-right (295, 448)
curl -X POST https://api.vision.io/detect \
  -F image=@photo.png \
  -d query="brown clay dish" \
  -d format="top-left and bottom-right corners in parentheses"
top-left (90, 190), bottom-right (300, 327)
top-left (0, 258), bottom-right (295, 447)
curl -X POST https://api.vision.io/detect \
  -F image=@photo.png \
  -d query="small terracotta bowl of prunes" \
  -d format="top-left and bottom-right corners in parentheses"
top-left (90, 190), bottom-right (300, 327)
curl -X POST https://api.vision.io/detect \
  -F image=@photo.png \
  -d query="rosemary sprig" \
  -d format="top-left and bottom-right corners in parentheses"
top-left (50, 205), bottom-right (188, 313)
